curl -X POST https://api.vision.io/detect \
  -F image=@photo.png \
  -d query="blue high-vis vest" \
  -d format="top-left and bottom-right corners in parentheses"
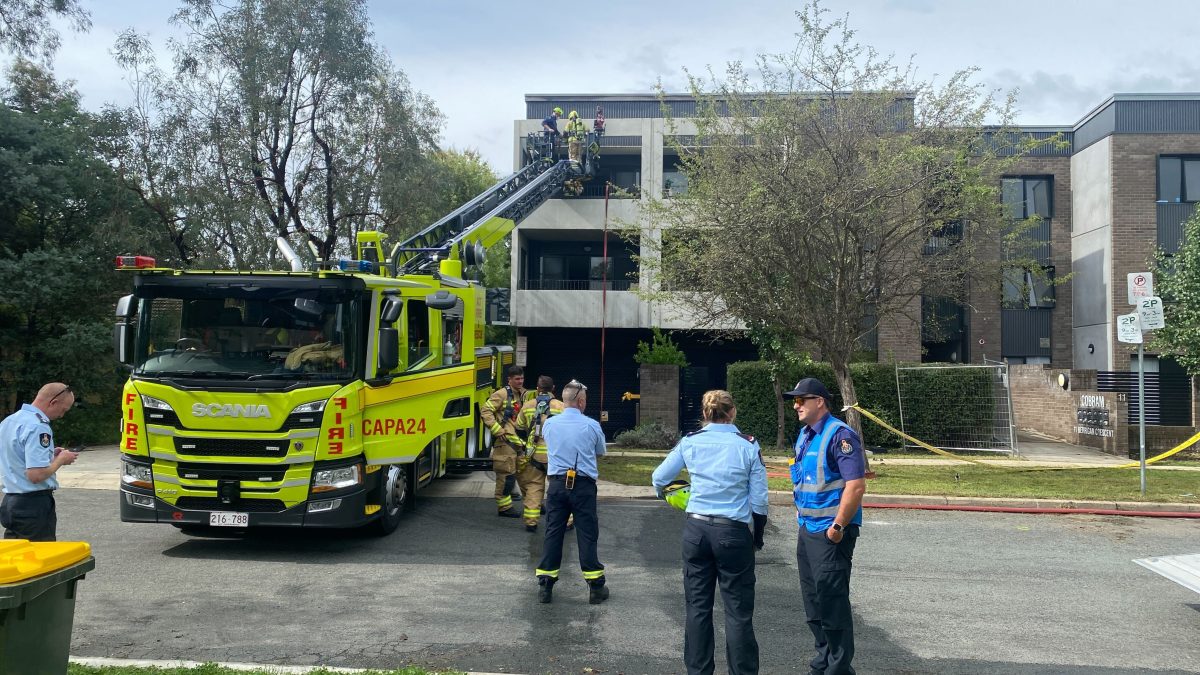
top-left (791, 416), bottom-right (862, 533)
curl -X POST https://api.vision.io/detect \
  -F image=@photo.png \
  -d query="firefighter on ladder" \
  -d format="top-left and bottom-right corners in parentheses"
top-left (515, 376), bottom-right (565, 532)
top-left (482, 365), bottom-right (534, 518)
top-left (565, 110), bottom-right (587, 164)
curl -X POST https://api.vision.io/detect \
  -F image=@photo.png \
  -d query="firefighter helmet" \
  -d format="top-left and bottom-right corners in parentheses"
top-left (553, 107), bottom-right (563, 115)
top-left (569, 110), bottom-right (579, 119)
top-left (662, 480), bottom-right (691, 511)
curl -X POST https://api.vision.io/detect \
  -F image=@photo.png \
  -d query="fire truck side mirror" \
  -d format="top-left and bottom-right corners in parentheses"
top-left (114, 294), bottom-right (136, 368)
top-left (425, 290), bottom-right (460, 311)
top-left (377, 327), bottom-right (399, 373)
top-left (381, 297), bottom-right (402, 324)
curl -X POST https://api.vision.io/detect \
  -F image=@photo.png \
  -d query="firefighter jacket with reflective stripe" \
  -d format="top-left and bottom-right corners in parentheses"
top-left (481, 386), bottom-right (531, 439)
top-left (515, 395), bottom-right (564, 461)
top-left (791, 415), bottom-right (862, 533)
top-left (565, 118), bottom-right (587, 139)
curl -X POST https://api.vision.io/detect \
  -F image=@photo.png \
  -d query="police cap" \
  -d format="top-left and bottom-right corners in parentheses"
top-left (782, 377), bottom-right (832, 401)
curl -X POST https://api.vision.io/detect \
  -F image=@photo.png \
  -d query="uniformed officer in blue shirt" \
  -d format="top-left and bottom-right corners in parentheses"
top-left (652, 389), bottom-right (768, 675)
top-left (535, 379), bottom-right (609, 604)
top-left (784, 378), bottom-right (867, 675)
top-left (0, 382), bottom-right (80, 541)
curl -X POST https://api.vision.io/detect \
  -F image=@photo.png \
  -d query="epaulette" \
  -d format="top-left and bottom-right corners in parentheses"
top-left (736, 432), bottom-right (755, 443)
top-left (685, 429), bottom-right (708, 437)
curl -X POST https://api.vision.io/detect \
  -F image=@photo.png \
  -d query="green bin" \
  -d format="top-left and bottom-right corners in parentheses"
top-left (0, 540), bottom-right (95, 674)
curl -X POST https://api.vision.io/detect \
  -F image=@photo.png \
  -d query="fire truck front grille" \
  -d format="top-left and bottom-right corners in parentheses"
top-left (173, 438), bottom-right (289, 458)
top-left (175, 462), bottom-right (289, 482)
top-left (175, 497), bottom-right (287, 513)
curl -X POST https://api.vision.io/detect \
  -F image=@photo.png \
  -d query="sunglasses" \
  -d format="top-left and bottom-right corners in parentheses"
top-left (50, 385), bottom-right (72, 403)
top-left (564, 380), bottom-right (588, 392)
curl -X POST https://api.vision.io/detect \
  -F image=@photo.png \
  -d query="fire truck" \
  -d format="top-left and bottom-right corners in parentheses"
top-left (113, 129), bottom-right (600, 535)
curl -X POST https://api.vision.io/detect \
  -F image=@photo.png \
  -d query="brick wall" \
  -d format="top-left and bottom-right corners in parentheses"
top-left (638, 364), bottom-right (679, 431)
top-left (1137, 426), bottom-right (1199, 459)
top-left (1009, 364), bottom-right (1126, 455)
top-left (877, 295), bottom-right (922, 362)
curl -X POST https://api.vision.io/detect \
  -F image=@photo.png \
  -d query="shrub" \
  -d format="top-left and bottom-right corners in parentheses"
top-left (634, 328), bottom-right (689, 367)
top-left (614, 421), bottom-right (681, 449)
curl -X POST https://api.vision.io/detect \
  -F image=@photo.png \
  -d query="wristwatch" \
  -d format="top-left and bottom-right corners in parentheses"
top-left (831, 523), bottom-right (844, 533)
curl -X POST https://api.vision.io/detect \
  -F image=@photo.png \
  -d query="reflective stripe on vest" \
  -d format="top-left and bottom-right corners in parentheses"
top-left (793, 416), bottom-right (851, 523)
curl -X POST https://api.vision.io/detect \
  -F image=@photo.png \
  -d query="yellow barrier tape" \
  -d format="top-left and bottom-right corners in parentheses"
top-left (847, 404), bottom-right (994, 467)
top-left (848, 403), bottom-right (1200, 471)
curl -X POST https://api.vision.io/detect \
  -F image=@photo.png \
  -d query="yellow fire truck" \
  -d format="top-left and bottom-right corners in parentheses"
top-left (112, 134), bottom-right (598, 535)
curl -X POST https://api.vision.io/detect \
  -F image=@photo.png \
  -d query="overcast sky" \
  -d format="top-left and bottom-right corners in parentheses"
top-left (19, 0), bottom-right (1200, 172)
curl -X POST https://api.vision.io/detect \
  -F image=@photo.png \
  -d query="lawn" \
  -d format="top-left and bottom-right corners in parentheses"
top-left (602, 456), bottom-right (1200, 503)
top-left (68, 665), bottom-right (457, 675)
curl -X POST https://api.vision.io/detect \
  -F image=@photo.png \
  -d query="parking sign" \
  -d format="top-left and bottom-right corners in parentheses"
top-left (1117, 312), bottom-right (1142, 344)
top-left (1138, 296), bottom-right (1165, 330)
top-left (1127, 272), bottom-right (1154, 305)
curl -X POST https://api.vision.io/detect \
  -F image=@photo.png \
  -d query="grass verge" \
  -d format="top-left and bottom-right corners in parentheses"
top-left (602, 457), bottom-right (1200, 503)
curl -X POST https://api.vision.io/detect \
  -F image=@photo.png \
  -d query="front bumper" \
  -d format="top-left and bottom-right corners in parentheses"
top-left (119, 481), bottom-right (376, 529)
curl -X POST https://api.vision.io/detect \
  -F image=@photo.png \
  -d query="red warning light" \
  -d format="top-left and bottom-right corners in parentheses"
top-left (116, 255), bottom-right (157, 269)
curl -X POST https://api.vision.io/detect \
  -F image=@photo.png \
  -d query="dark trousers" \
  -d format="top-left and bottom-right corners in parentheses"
top-left (682, 517), bottom-right (759, 675)
top-left (537, 475), bottom-right (604, 582)
top-left (796, 524), bottom-right (859, 675)
top-left (1, 491), bottom-right (57, 542)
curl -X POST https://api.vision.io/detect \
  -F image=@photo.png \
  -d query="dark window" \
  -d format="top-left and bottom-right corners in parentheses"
top-left (1002, 266), bottom-right (1055, 309)
top-left (1002, 177), bottom-right (1053, 219)
top-left (406, 300), bottom-right (430, 368)
top-left (1157, 155), bottom-right (1200, 202)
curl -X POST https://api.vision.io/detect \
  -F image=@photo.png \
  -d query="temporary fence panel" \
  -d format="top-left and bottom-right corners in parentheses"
top-left (895, 363), bottom-right (1018, 455)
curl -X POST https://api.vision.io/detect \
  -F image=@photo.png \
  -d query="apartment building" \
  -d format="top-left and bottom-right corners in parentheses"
top-left (502, 93), bottom-right (1200, 436)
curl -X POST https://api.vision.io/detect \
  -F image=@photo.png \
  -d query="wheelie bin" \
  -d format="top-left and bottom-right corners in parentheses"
top-left (0, 540), bottom-right (95, 674)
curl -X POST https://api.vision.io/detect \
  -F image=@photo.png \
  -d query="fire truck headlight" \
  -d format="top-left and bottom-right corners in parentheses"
top-left (289, 400), bottom-right (327, 415)
top-left (311, 464), bottom-right (361, 493)
top-left (122, 459), bottom-right (153, 489)
top-left (140, 395), bottom-right (174, 412)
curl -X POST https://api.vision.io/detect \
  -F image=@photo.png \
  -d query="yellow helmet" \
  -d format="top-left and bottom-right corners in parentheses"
top-left (553, 107), bottom-right (563, 115)
top-left (569, 110), bottom-right (579, 119)
top-left (662, 480), bottom-right (690, 511)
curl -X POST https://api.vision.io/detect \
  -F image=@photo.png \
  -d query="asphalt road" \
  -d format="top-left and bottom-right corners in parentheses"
top-left (59, 488), bottom-right (1200, 674)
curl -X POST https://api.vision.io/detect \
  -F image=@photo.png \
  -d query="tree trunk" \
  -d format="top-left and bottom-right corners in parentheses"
top-left (831, 357), bottom-right (863, 440)
top-left (772, 374), bottom-right (787, 450)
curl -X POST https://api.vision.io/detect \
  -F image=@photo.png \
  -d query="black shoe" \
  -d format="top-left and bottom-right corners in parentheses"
top-left (538, 580), bottom-right (554, 604)
top-left (498, 508), bottom-right (521, 518)
top-left (525, 523), bottom-right (537, 533)
top-left (588, 583), bottom-right (609, 605)
top-left (509, 493), bottom-right (523, 502)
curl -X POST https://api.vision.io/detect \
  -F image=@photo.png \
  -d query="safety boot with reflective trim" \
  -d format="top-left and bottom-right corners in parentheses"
top-left (498, 507), bottom-right (521, 518)
top-left (588, 581), bottom-right (609, 605)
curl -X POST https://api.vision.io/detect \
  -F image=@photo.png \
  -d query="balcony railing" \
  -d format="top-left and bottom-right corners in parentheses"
top-left (565, 182), bottom-right (640, 199)
top-left (520, 279), bottom-right (636, 291)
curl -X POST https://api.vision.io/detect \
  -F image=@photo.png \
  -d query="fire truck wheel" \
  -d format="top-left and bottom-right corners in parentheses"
top-left (374, 464), bottom-right (409, 535)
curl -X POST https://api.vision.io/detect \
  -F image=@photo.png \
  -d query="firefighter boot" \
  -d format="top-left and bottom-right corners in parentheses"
top-left (498, 507), bottom-right (521, 518)
top-left (588, 579), bottom-right (609, 605)
top-left (538, 577), bottom-right (555, 604)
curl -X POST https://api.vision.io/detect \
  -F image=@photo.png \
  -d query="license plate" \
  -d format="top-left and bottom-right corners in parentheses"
top-left (209, 511), bottom-right (249, 527)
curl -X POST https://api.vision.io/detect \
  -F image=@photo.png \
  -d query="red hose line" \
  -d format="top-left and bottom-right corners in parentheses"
top-left (864, 502), bottom-right (1200, 518)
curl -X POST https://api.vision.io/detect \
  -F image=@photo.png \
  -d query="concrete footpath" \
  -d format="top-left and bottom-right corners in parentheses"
top-left (58, 440), bottom-right (1200, 515)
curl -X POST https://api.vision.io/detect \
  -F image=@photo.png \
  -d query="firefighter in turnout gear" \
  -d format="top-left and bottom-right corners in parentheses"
top-left (481, 365), bottom-right (534, 517)
top-left (565, 110), bottom-right (587, 164)
top-left (515, 376), bottom-right (564, 531)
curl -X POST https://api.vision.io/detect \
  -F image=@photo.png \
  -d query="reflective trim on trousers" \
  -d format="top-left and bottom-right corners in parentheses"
top-left (582, 569), bottom-right (605, 580)
top-left (536, 568), bottom-right (559, 579)
top-left (497, 495), bottom-right (513, 509)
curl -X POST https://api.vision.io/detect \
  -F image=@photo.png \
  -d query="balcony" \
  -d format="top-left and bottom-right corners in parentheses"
top-left (521, 279), bottom-right (636, 291)
top-left (512, 288), bottom-right (643, 328)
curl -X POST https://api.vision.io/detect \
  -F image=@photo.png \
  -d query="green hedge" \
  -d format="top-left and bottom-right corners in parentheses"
top-left (727, 361), bottom-right (995, 450)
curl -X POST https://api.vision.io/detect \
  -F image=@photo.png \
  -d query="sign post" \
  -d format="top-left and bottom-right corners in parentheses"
top-left (1123, 274), bottom-right (1161, 496)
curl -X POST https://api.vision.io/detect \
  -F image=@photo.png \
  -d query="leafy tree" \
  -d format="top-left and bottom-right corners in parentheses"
top-left (634, 328), bottom-right (689, 367)
top-left (643, 3), bottom-right (1042, 435)
top-left (0, 61), bottom-right (164, 437)
top-left (0, 0), bottom-right (89, 60)
top-left (106, 0), bottom-right (442, 266)
top-left (1152, 210), bottom-right (1200, 373)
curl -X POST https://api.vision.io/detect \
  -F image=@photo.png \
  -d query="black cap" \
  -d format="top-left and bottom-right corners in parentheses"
top-left (782, 377), bottom-right (832, 400)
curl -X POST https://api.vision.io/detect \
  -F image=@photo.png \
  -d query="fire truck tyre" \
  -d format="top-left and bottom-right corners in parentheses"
top-left (373, 464), bottom-right (409, 535)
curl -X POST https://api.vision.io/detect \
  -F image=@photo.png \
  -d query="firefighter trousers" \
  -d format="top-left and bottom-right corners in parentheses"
top-left (536, 475), bottom-right (604, 584)
top-left (492, 443), bottom-right (519, 512)
top-left (796, 524), bottom-right (859, 675)
top-left (516, 456), bottom-right (547, 526)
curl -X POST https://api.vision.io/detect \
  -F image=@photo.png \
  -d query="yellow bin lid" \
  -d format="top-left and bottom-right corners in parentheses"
top-left (0, 540), bottom-right (92, 584)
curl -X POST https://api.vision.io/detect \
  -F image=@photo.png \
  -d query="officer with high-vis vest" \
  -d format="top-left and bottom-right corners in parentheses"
top-left (782, 378), bottom-right (867, 675)
top-left (564, 110), bottom-right (587, 163)
top-left (652, 389), bottom-right (768, 675)
top-left (514, 375), bottom-right (564, 532)
top-left (481, 365), bottom-right (534, 518)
